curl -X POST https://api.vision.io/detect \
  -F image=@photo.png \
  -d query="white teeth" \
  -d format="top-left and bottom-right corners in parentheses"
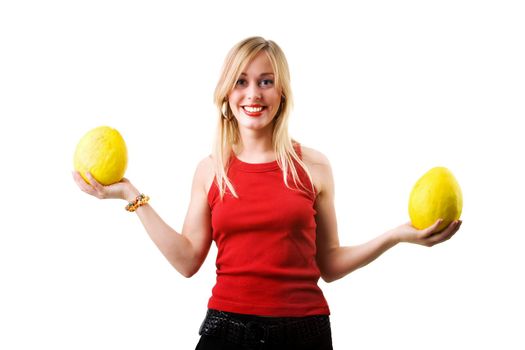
top-left (243, 106), bottom-right (263, 113)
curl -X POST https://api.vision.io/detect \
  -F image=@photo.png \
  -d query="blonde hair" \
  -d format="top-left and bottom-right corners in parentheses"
top-left (212, 36), bottom-right (314, 198)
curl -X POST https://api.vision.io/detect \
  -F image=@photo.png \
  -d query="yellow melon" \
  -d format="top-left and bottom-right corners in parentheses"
top-left (73, 126), bottom-right (128, 185)
top-left (408, 167), bottom-right (462, 231)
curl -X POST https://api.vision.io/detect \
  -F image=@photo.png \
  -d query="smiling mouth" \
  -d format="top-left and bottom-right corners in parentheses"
top-left (243, 106), bottom-right (265, 113)
top-left (242, 105), bottom-right (266, 117)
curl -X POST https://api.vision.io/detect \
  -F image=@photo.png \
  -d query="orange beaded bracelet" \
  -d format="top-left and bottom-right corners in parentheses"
top-left (125, 193), bottom-right (150, 212)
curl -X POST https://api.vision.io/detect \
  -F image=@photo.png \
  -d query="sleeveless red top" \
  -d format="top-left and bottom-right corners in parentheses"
top-left (207, 146), bottom-right (330, 317)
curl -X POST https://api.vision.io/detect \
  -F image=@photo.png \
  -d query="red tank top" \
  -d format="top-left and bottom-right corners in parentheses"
top-left (207, 145), bottom-right (330, 317)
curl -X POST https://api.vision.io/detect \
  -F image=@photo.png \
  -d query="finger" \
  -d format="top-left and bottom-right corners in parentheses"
top-left (419, 219), bottom-right (444, 239)
top-left (120, 177), bottom-right (130, 184)
top-left (72, 170), bottom-right (84, 183)
top-left (86, 172), bottom-right (102, 190)
top-left (440, 220), bottom-right (462, 238)
top-left (86, 172), bottom-right (106, 197)
top-left (427, 220), bottom-right (461, 246)
top-left (444, 220), bottom-right (462, 239)
top-left (72, 171), bottom-right (96, 194)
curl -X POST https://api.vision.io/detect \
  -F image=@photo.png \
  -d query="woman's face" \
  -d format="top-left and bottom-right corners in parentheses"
top-left (228, 52), bottom-right (282, 132)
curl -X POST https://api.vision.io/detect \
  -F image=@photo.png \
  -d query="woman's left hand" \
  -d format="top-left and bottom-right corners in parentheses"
top-left (390, 219), bottom-right (462, 247)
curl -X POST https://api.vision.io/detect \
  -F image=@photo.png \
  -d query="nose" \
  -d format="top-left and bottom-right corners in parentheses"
top-left (247, 84), bottom-right (262, 101)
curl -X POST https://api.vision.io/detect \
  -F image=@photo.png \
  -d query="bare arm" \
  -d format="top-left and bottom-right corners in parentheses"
top-left (302, 147), bottom-right (462, 283)
top-left (72, 157), bottom-right (215, 278)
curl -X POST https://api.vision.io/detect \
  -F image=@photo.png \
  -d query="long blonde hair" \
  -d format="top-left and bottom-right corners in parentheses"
top-left (212, 36), bottom-right (314, 198)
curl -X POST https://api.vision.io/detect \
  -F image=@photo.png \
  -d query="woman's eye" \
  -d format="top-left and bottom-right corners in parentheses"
top-left (235, 79), bottom-right (247, 86)
top-left (259, 79), bottom-right (274, 87)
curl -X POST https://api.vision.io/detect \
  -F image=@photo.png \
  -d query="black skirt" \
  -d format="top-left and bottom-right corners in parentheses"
top-left (195, 309), bottom-right (333, 350)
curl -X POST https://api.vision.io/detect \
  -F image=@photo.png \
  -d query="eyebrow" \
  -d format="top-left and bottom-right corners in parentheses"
top-left (239, 72), bottom-right (275, 77)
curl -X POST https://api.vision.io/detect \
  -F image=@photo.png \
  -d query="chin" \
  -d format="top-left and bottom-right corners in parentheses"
top-left (243, 123), bottom-right (270, 131)
top-left (234, 112), bottom-right (268, 125)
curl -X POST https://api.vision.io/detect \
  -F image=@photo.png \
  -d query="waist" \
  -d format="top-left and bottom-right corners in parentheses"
top-left (209, 274), bottom-right (330, 317)
top-left (199, 309), bottom-right (331, 346)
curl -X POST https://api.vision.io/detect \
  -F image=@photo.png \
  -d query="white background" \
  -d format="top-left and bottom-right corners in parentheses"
top-left (1, 0), bottom-right (524, 349)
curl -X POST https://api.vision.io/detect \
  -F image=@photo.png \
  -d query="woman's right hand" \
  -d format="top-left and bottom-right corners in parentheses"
top-left (72, 171), bottom-right (139, 202)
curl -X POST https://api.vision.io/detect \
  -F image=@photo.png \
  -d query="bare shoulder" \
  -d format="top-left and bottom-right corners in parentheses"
top-left (195, 155), bottom-right (214, 173)
top-left (299, 145), bottom-right (334, 195)
top-left (193, 155), bottom-right (216, 195)
top-left (300, 145), bottom-right (331, 167)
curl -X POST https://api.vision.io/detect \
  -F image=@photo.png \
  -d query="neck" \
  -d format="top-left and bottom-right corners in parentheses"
top-left (235, 127), bottom-right (275, 163)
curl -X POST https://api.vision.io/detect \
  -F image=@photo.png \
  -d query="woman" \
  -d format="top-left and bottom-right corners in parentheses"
top-left (73, 36), bottom-right (461, 349)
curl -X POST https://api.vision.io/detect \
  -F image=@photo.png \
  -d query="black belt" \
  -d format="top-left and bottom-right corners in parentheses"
top-left (199, 309), bottom-right (331, 345)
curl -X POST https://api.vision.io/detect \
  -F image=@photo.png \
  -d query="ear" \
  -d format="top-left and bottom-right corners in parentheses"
top-left (221, 100), bottom-right (231, 120)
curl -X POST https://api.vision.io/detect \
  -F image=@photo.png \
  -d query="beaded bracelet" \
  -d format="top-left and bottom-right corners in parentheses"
top-left (125, 193), bottom-right (150, 212)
